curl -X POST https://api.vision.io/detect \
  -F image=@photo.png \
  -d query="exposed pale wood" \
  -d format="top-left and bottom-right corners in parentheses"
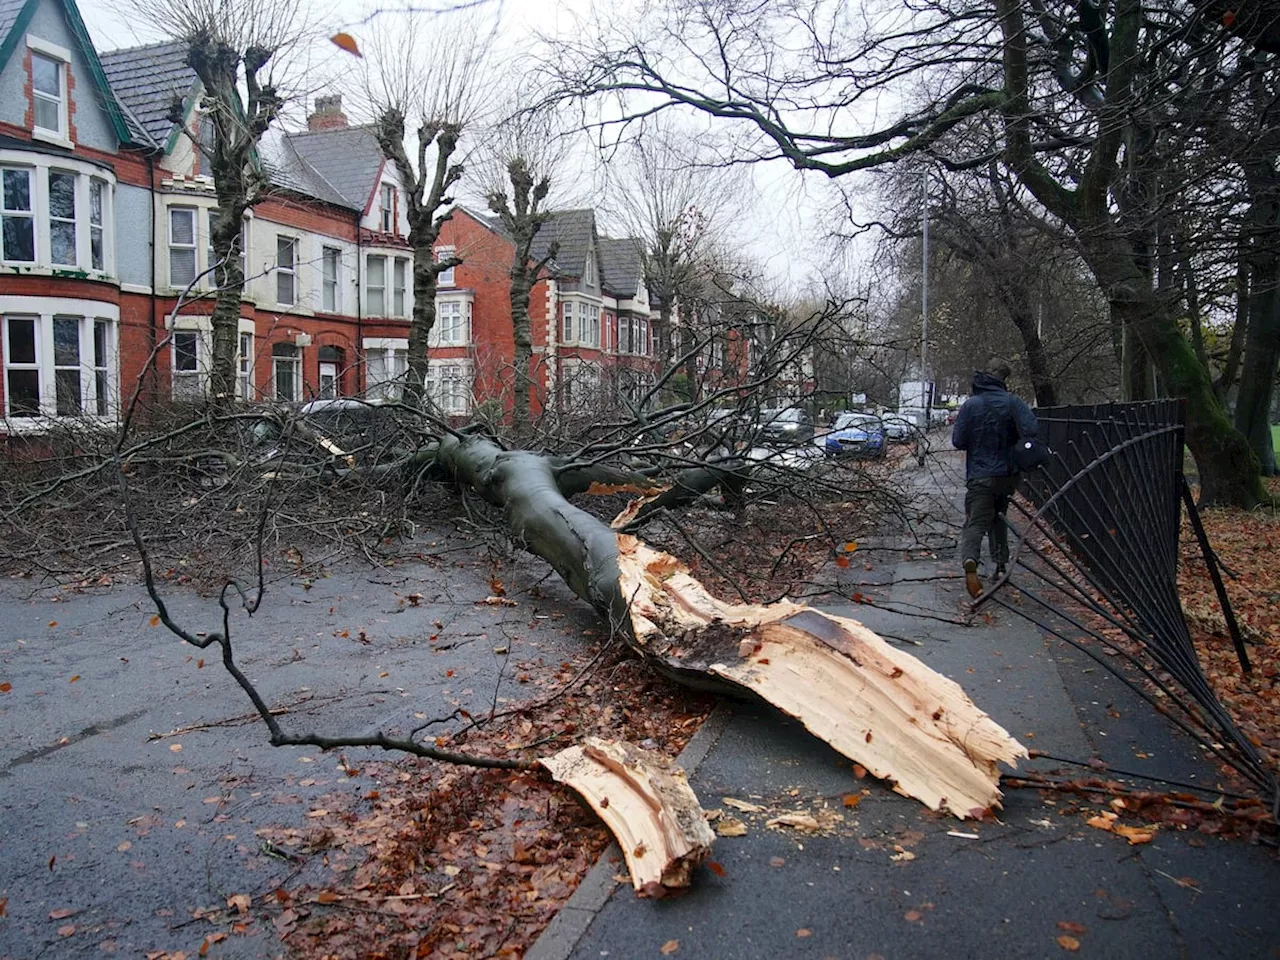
top-left (540, 737), bottom-right (715, 896)
top-left (615, 536), bottom-right (1028, 818)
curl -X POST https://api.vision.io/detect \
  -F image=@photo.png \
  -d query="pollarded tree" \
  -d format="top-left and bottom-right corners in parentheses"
top-left (130, 0), bottom-right (308, 401)
top-left (361, 10), bottom-right (493, 407)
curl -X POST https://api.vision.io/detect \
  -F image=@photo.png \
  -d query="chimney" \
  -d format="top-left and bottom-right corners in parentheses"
top-left (308, 95), bottom-right (348, 131)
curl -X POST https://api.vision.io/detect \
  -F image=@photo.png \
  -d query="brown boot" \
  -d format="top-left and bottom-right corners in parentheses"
top-left (963, 558), bottom-right (982, 599)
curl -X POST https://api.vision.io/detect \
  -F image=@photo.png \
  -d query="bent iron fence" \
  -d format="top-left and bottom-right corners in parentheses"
top-left (976, 400), bottom-right (1277, 811)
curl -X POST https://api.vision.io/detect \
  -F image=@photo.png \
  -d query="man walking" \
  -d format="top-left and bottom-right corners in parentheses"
top-left (951, 360), bottom-right (1039, 598)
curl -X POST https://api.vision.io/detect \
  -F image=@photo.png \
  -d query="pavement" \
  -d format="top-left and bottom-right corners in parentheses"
top-left (531, 443), bottom-right (1280, 960)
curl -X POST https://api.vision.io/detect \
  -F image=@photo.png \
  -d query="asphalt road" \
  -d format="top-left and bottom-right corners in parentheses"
top-left (0, 540), bottom-right (598, 959)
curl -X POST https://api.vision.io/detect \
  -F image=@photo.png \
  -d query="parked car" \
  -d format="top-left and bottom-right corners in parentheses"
top-left (756, 407), bottom-right (815, 445)
top-left (881, 413), bottom-right (918, 442)
top-left (825, 413), bottom-right (886, 458)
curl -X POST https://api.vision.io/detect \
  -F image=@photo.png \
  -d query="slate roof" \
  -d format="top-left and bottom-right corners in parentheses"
top-left (0, 0), bottom-right (27, 42)
top-left (530, 208), bottom-right (596, 279)
top-left (284, 125), bottom-right (385, 211)
top-left (260, 132), bottom-right (355, 210)
top-left (598, 236), bottom-right (644, 299)
top-left (99, 41), bottom-right (196, 146)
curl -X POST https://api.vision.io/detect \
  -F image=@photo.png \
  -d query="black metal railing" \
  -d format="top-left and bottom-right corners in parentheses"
top-left (977, 401), bottom-right (1275, 809)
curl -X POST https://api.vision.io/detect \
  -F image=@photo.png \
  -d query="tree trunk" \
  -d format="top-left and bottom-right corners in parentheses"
top-left (1004, 293), bottom-right (1058, 407)
top-left (1121, 320), bottom-right (1153, 402)
top-left (1234, 253), bottom-right (1279, 476)
top-left (405, 240), bottom-right (440, 408)
top-left (510, 271), bottom-right (534, 426)
top-left (208, 207), bottom-right (246, 403)
top-left (430, 432), bottom-right (1027, 817)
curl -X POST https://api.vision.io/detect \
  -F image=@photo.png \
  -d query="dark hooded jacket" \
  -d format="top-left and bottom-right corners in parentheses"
top-left (950, 371), bottom-right (1039, 479)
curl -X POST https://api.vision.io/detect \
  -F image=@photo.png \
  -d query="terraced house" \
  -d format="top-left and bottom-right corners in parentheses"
top-left (0, 0), bottom-right (660, 429)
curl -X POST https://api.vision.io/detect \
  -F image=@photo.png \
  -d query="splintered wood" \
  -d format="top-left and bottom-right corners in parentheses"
top-left (540, 737), bottom-right (715, 896)
top-left (615, 535), bottom-right (1028, 818)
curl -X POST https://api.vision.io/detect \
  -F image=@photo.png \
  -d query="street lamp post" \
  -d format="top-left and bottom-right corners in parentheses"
top-left (921, 169), bottom-right (930, 411)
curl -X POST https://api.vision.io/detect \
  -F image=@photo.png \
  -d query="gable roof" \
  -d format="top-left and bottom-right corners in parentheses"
top-left (0, 0), bottom-right (151, 146)
top-left (100, 40), bottom-right (197, 147)
top-left (258, 132), bottom-right (355, 210)
top-left (530, 208), bottom-right (598, 279)
top-left (284, 126), bottom-right (385, 212)
top-left (598, 236), bottom-right (645, 299)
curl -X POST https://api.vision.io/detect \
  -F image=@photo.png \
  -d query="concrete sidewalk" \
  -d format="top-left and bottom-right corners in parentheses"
top-left (531, 457), bottom-right (1280, 960)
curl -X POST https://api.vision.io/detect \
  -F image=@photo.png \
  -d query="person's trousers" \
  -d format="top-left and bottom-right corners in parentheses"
top-left (960, 474), bottom-right (1019, 567)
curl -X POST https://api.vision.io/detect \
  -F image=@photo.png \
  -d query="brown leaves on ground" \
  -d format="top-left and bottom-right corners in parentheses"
top-left (1178, 484), bottom-right (1280, 780)
top-left (251, 653), bottom-right (712, 959)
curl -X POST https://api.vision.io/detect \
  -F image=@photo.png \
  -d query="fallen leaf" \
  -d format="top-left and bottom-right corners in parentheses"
top-left (57, 924), bottom-right (75, 937)
top-left (69, 675), bottom-right (80, 683)
top-left (1057, 921), bottom-right (1088, 935)
top-left (116, 841), bottom-right (131, 852)
top-left (315, 890), bottom-right (339, 904)
top-left (149, 615), bottom-right (160, 627)
top-left (853, 764), bottom-right (867, 779)
top-left (796, 928), bottom-right (812, 938)
top-left (769, 856), bottom-right (786, 867)
top-left (48, 620), bottom-right (57, 628)
top-left (1086, 812), bottom-right (1117, 832)
top-left (49, 908), bottom-right (75, 919)
top-left (227, 893), bottom-right (250, 914)
top-left (904, 910), bottom-right (923, 922)
top-left (1114, 824), bottom-right (1157, 845)
top-left (706, 861), bottom-right (727, 877)
top-left (442, 865), bottom-right (461, 877)
top-left (842, 793), bottom-right (862, 808)
top-left (169, 744), bottom-right (183, 753)
top-left (1057, 935), bottom-right (1080, 952)
top-left (660, 939), bottom-right (680, 955)
top-left (0, 682), bottom-right (11, 693)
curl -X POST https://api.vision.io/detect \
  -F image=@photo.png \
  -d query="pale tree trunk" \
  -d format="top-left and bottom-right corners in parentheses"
top-left (429, 432), bottom-right (1028, 819)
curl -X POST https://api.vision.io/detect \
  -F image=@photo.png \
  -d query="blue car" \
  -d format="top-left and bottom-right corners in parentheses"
top-left (825, 413), bottom-right (886, 459)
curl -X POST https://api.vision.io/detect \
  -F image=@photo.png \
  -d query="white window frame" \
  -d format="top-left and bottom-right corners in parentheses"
top-left (2, 298), bottom-right (120, 424)
top-left (276, 236), bottom-right (298, 306)
top-left (380, 183), bottom-right (396, 234)
top-left (436, 246), bottom-right (455, 287)
top-left (168, 206), bottom-right (198, 289)
top-left (0, 154), bottom-right (115, 273)
top-left (393, 257), bottom-right (407, 317)
top-left (366, 254), bottom-right (386, 316)
top-left (89, 178), bottom-right (105, 271)
top-left (237, 320), bottom-right (255, 401)
top-left (321, 246), bottom-right (341, 313)
top-left (47, 169), bottom-right (77, 267)
top-left (426, 359), bottom-right (472, 415)
top-left (26, 37), bottom-right (72, 147)
top-left (433, 298), bottom-right (471, 346)
top-left (272, 341), bottom-right (302, 402)
top-left (363, 336), bottom-right (408, 401)
top-left (1, 166), bottom-right (35, 264)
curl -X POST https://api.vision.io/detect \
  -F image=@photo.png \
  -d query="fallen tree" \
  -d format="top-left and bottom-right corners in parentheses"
top-left (431, 430), bottom-right (1027, 818)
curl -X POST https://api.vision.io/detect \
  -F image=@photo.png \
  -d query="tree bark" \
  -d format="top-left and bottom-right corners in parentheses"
top-left (431, 432), bottom-right (1027, 817)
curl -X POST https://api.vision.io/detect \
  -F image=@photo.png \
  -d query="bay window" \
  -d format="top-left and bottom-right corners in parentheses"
top-left (1, 168), bottom-right (34, 263)
top-left (562, 301), bottom-right (574, 342)
top-left (276, 237), bottom-right (297, 306)
top-left (367, 255), bottom-right (386, 316)
top-left (427, 361), bottom-right (471, 415)
top-left (561, 301), bottom-right (600, 347)
top-left (0, 157), bottom-right (114, 272)
top-left (3, 309), bottom-right (117, 420)
top-left (435, 299), bottom-right (469, 345)
top-left (169, 207), bottom-right (197, 287)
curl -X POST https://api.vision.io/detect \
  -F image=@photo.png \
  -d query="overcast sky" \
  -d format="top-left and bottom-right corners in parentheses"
top-left (77, 0), bottom-right (866, 298)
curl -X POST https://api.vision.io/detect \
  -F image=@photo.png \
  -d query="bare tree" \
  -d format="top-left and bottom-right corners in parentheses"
top-left (480, 111), bottom-right (564, 425)
top-left (360, 9), bottom-right (495, 406)
top-left (539, 0), bottom-right (1277, 505)
top-left (124, 0), bottom-right (310, 401)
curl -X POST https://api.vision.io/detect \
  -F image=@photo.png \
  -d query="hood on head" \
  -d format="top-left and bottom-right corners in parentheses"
top-left (971, 370), bottom-right (1007, 393)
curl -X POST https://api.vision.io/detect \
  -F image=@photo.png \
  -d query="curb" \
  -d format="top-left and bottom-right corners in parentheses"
top-left (524, 702), bottom-right (735, 960)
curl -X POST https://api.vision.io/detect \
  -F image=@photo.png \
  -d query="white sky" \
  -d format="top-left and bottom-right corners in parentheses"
top-left (77, 0), bottom-right (869, 298)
